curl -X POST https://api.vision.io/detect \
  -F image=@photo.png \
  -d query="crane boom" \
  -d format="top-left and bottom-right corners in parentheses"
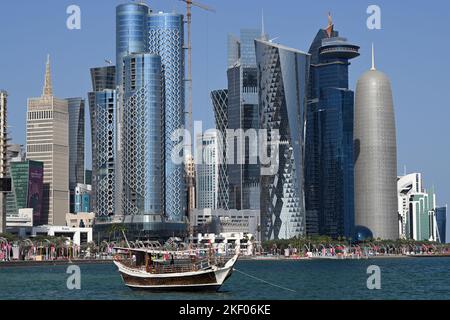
top-left (177, 0), bottom-right (215, 239)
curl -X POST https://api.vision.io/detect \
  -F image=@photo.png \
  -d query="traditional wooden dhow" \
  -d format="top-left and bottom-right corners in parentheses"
top-left (113, 247), bottom-right (239, 291)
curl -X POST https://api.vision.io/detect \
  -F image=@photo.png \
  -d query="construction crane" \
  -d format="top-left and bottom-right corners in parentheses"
top-left (178, 0), bottom-right (215, 239)
top-left (179, 0), bottom-right (215, 153)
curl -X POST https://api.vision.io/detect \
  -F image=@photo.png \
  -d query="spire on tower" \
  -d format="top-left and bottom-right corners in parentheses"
top-left (371, 43), bottom-right (376, 71)
top-left (325, 12), bottom-right (334, 38)
top-left (261, 8), bottom-right (268, 41)
top-left (43, 54), bottom-right (53, 96)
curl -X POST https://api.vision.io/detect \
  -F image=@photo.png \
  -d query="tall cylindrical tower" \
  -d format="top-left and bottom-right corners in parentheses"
top-left (354, 48), bottom-right (398, 240)
top-left (122, 53), bottom-right (163, 216)
top-left (116, 3), bottom-right (149, 85)
top-left (148, 12), bottom-right (186, 222)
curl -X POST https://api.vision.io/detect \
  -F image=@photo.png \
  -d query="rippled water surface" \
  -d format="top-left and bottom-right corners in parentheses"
top-left (1, 258), bottom-right (449, 300)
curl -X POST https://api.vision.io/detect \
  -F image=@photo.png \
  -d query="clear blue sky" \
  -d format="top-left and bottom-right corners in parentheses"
top-left (0, 0), bottom-right (449, 213)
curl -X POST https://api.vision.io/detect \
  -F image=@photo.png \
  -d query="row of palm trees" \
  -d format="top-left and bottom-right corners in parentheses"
top-left (0, 233), bottom-right (120, 261)
top-left (261, 236), bottom-right (450, 256)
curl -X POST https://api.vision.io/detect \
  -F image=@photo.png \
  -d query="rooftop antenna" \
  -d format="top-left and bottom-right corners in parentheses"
top-left (261, 8), bottom-right (267, 40)
top-left (371, 43), bottom-right (376, 71)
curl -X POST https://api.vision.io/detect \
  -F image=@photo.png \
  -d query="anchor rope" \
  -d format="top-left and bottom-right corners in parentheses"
top-left (233, 268), bottom-right (297, 293)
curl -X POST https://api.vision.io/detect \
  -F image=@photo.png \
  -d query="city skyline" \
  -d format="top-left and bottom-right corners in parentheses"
top-left (0, 1), bottom-right (448, 214)
top-left (0, 1), bottom-right (449, 236)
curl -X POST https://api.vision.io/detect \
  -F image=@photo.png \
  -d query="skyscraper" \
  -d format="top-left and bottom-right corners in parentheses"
top-left (196, 132), bottom-right (219, 210)
top-left (67, 97), bottom-right (85, 213)
top-left (122, 53), bottom-right (163, 217)
top-left (116, 3), bottom-right (149, 86)
top-left (88, 66), bottom-right (116, 217)
top-left (305, 15), bottom-right (359, 238)
top-left (435, 205), bottom-right (447, 243)
top-left (227, 29), bottom-right (262, 210)
top-left (0, 90), bottom-right (8, 233)
top-left (26, 56), bottom-right (69, 226)
top-left (211, 89), bottom-right (229, 210)
top-left (148, 12), bottom-right (186, 222)
top-left (354, 46), bottom-right (398, 240)
top-left (91, 89), bottom-right (117, 217)
top-left (397, 173), bottom-right (422, 238)
top-left (256, 39), bottom-right (310, 240)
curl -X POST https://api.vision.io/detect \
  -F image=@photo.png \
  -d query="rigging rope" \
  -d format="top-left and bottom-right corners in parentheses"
top-left (233, 268), bottom-right (297, 293)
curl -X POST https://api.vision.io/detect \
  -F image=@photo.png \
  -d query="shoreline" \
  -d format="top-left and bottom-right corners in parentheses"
top-left (1, 254), bottom-right (449, 267)
top-left (0, 259), bottom-right (114, 268)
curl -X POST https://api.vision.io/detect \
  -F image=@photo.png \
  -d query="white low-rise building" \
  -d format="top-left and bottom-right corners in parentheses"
top-left (32, 225), bottom-right (92, 246)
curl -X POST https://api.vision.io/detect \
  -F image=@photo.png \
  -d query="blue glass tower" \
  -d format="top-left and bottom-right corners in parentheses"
top-left (116, 3), bottom-right (149, 85)
top-left (227, 29), bottom-right (261, 210)
top-left (435, 206), bottom-right (447, 243)
top-left (305, 16), bottom-right (359, 238)
top-left (122, 53), bottom-right (163, 216)
top-left (88, 66), bottom-right (116, 217)
top-left (148, 12), bottom-right (186, 222)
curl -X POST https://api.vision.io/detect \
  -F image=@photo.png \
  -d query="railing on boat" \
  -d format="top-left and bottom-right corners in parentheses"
top-left (116, 255), bottom-right (233, 275)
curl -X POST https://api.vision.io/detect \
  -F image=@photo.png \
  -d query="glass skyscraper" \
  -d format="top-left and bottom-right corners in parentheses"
top-left (256, 39), bottom-right (310, 240)
top-left (91, 89), bottom-right (117, 217)
top-left (305, 18), bottom-right (359, 238)
top-left (148, 12), bottom-right (186, 222)
top-left (227, 29), bottom-right (261, 210)
top-left (195, 132), bottom-right (219, 210)
top-left (122, 53), bottom-right (163, 216)
top-left (435, 206), bottom-right (447, 243)
top-left (88, 66), bottom-right (116, 218)
top-left (67, 97), bottom-right (85, 213)
top-left (116, 3), bottom-right (149, 86)
top-left (211, 89), bottom-right (229, 210)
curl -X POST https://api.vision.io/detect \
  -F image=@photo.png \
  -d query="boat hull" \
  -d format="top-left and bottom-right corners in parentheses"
top-left (114, 255), bottom-right (238, 292)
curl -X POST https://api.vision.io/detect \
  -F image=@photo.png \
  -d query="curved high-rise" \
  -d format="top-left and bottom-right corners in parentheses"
top-left (354, 48), bottom-right (398, 240)
top-left (116, 3), bottom-right (149, 85)
top-left (148, 12), bottom-right (185, 221)
top-left (122, 53), bottom-right (163, 216)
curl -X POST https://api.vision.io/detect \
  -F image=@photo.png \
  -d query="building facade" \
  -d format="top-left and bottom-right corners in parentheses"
top-left (148, 12), bottom-right (186, 222)
top-left (255, 39), bottom-right (310, 240)
top-left (185, 154), bottom-right (196, 212)
top-left (211, 89), bottom-right (229, 210)
top-left (354, 48), bottom-right (398, 240)
top-left (74, 183), bottom-right (91, 213)
top-left (67, 97), bottom-right (85, 213)
top-left (305, 16), bottom-right (359, 238)
top-left (408, 190), bottom-right (437, 241)
top-left (5, 160), bottom-right (44, 226)
top-left (435, 206), bottom-right (447, 243)
top-left (122, 53), bottom-right (163, 216)
top-left (397, 173), bottom-right (422, 239)
top-left (27, 56), bottom-right (69, 226)
top-left (116, 3), bottom-right (149, 86)
top-left (90, 89), bottom-right (117, 217)
top-left (227, 29), bottom-right (261, 211)
top-left (88, 66), bottom-right (116, 218)
top-left (0, 90), bottom-right (8, 233)
top-left (195, 132), bottom-right (219, 210)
